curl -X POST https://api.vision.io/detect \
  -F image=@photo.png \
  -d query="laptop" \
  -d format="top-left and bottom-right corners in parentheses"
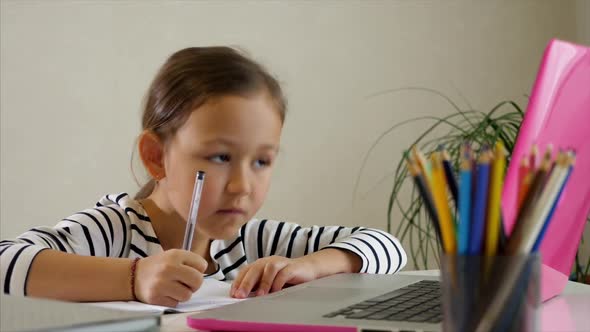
top-left (187, 38), bottom-right (590, 332)
top-left (187, 273), bottom-right (441, 332)
top-left (500, 38), bottom-right (590, 301)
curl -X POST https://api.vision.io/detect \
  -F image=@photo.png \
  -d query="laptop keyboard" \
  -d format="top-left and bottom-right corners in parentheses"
top-left (322, 280), bottom-right (442, 323)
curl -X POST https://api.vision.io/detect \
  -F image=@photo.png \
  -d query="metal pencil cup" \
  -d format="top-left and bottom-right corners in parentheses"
top-left (440, 254), bottom-right (541, 332)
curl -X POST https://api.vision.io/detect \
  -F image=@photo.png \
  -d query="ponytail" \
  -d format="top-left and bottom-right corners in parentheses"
top-left (134, 179), bottom-right (156, 200)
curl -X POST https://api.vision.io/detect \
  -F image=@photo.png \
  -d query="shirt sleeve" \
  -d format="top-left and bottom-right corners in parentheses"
top-left (0, 205), bottom-right (131, 296)
top-left (240, 219), bottom-right (407, 275)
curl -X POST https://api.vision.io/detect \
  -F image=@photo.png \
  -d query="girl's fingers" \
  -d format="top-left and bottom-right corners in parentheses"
top-left (231, 265), bottom-right (250, 297)
top-left (155, 296), bottom-right (179, 308)
top-left (174, 265), bottom-right (204, 292)
top-left (271, 264), bottom-right (297, 293)
top-left (166, 281), bottom-right (194, 303)
top-left (178, 251), bottom-right (208, 273)
top-left (233, 265), bottom-right (264, 299)
top-left (257, 261), bottom-right (287, 296)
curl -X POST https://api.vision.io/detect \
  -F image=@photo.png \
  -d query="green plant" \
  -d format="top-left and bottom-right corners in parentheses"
top-left (573, 244), bottom-right (590, 283)
top-left (355, 88), bottom-right (589, 283)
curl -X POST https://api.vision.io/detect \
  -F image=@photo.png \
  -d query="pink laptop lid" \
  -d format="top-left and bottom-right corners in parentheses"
top-left (502, 39), bottom-right (590, 301)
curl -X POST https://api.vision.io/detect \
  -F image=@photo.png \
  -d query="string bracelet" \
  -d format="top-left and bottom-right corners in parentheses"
top-left (130, 257), bottom-right (140, 300)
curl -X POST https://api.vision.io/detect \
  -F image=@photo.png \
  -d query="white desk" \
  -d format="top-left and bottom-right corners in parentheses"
top-left (539, 281), bottom-right (590, 331)
top-left (160, 271), bottom-right (590, 332)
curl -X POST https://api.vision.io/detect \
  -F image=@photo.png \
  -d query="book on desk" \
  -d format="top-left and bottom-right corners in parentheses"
top-left (0, 293), bottom-right (160, 332)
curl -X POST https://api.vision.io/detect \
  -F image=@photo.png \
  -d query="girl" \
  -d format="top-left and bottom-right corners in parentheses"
top-left (0, 47), bottom-right (406, 307)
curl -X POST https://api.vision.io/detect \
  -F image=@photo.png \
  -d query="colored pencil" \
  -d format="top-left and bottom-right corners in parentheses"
top-left (430, 152), bottom-right (457, 254)
top-left (406, 155), bottom-right (443, 244)
top-left (411, 145), bottom-right (431, 182)
top-left (517, 171), bottom-right (534, 212)
top-left (531, 151), bottom-right (574, 251)
top-left (457, 143), bottom-right (473, 254)
top-left (517, 157), bottom-right (530, 205)
top-left (485, 142), bottom-right (506, 257)
top-left (533, 151), bottom-right (576, 252)
top-left (441, 147), bottom-right (459, 208)
top-left (517, 152), bottom-right (570, 253)
top-left (468, 147), bottom-right (491, 255)
top-left (505, 147), bottom-right (553, 254)
top-left (529, 144), bottom-right (538, 170)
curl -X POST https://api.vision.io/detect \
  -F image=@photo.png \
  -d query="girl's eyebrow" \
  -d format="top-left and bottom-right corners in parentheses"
top-left (202, 138), bottom-right (279, 152)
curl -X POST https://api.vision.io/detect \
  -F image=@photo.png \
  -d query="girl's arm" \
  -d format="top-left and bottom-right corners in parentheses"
top-left (304, 247), bottom-right (363, 274)
top-left (26, 249), bottom-right (135, 301)
top-left (1, 194), bottom-right (206, 306)
top-left (26, 248), bottom-right (207, 305)
top-left (226, 219), bottom-right (407, 276)
top-left (1, 204), bottom-right (131, 296)
top-left (228, 221), bottom-right (406, 298)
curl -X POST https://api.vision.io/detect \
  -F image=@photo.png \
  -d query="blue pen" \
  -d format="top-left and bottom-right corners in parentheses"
top-left (532, 153), bottom-right (574, 251)
top-left (458, 144), bottom-right (472, 254)
top-left (469, 148), bottom-right (491, 255)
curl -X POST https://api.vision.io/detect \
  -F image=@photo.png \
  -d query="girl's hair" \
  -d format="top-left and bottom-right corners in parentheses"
top-left (134, 47), bottom-right (287, 199)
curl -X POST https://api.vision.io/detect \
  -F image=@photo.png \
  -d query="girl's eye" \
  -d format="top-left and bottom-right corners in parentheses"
top-left (209, 154), bottom-right (231, 163)
top-left (254, 159), bottom-right (271, 168)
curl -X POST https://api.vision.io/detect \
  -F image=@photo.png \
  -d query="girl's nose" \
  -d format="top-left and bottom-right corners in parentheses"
top-left (226, 167), bottom-right (252, 196)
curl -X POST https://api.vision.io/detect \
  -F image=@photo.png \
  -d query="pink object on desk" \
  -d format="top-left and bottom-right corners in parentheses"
top-left (502, 39), bottom-right (590, 302)
top-left (187, 318), bottom-right (356, 332)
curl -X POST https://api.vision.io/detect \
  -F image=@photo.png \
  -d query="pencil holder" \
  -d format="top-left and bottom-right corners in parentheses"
top-left (440, 254), bottom-right (541, 332)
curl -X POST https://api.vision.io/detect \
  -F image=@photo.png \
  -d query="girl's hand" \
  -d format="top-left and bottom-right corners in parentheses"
top-left (230, 249), bottom-right (362, 299)
top-left (134, 249), bottom-right (208, 307)
top-left (230, 255), bottom-right (319, 299)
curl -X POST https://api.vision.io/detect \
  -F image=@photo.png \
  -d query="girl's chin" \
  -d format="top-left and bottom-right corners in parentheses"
top-left (209, 219), bottom-right (247, 239)
top-left (212, 227), bottom-right (243, 240)
top-left (216, 211), bottom-right (251, 223)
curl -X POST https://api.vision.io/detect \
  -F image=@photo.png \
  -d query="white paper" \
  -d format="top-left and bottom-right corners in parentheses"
top-left (88, 279), bottom-right (244, 313)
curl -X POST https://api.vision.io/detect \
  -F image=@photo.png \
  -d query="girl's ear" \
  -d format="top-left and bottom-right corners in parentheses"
top-left (138, 130), bottom-right (166, 180)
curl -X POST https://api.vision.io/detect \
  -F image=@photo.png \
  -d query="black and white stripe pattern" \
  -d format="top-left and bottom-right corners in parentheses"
top-left (208, 219), bottom-right (407, 280)
top-left (1, 193), bottom-right (406, 296)
top-left (1, 193), bottom-right (154, 295)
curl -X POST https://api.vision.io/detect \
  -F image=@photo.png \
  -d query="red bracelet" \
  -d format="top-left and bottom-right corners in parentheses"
top-left (130, 257), bottom-right (140, 300)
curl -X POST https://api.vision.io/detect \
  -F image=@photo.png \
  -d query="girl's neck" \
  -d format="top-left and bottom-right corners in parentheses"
top-left (138, 192), bottom-right (214, 270)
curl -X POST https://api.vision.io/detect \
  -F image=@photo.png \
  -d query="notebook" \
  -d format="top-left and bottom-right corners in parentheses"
top-left (88, 278), bottom-right (243, 314)
top-left (0, 293), bottom-right (159, 332)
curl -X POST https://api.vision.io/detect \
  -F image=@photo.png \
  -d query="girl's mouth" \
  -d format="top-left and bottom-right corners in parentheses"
top-left (217, 208), bottom-right (246, 215)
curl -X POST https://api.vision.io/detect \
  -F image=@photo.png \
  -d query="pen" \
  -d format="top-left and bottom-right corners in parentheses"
top-left (182, 171), bottom-right (206, 251)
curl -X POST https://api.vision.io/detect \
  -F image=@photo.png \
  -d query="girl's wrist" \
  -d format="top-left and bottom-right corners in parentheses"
top-left (130, 258), bottom-right (141, 301)
top-left (307, 248), bottom-right (363, 276)
top-left (330, 248), bottom-right (363, 273)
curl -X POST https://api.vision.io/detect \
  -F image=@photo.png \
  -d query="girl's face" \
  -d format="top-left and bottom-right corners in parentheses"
top-left (161, 92), bottom-right (282, 240)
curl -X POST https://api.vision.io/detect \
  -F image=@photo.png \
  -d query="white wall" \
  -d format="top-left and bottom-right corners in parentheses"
top-left (1, 0), bottom-right (585, 268)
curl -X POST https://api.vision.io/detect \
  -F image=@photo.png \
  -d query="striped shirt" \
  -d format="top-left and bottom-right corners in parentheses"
top-left (1, 193), bottom-right (406, 296)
